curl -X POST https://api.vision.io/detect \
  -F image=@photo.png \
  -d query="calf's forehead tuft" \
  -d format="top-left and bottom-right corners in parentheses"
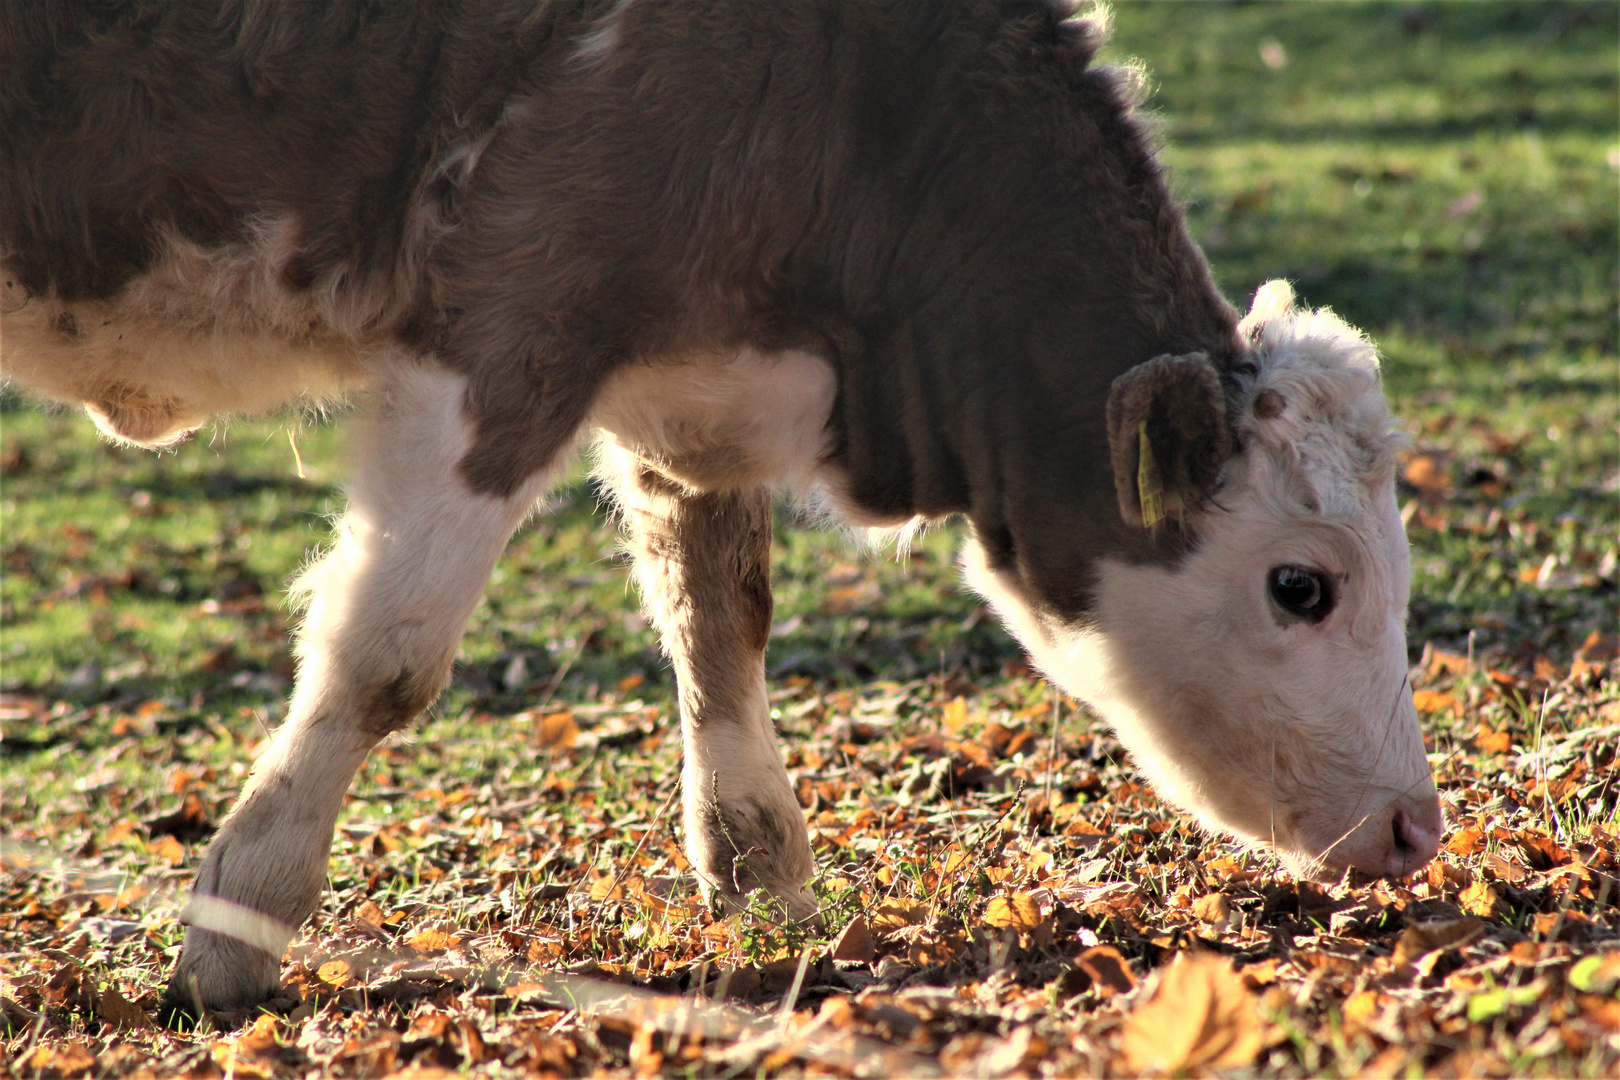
top-left (1238, 296), bottom-right (1405, 508)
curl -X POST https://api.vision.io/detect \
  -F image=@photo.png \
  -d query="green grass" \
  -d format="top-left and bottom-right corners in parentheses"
top-left (1, 3), bottom-right (1616, 1077)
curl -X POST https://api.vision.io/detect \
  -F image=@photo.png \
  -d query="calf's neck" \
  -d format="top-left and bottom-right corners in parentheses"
top-left (0, 0), bottom-right (1442, 1014)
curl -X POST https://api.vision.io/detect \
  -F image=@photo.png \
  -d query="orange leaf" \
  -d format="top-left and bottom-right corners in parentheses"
top-left (939, 845), bottom-right (971, 875)
top-left (316, 959), bottom-right (351, 990)
top-left (1342, 989), bottom-right (1382, 1029)
top-left (1514, 831), bottom-right (1573, 870)
top-left (907, 935), bottom-right (965, 967)
top-left (1392, 918), bottom-right (1483, 966)
top-left (823, 584), bottom-right (866, 614)
top-left (1120, 952), bottom-right (1265, 1073)
top-left (406, 929), bottom-right (462, 952)
top-left (103, 819), bottom-right (140, 846)
top-left (941, 696), bottom-right (970, 733)
top-left (1412, 690), bottom-right (1460, 716)
top-left (1573, 631), bottom-right (1618, 681)
top-left (1402, 452), bottom-right (1450, 494)
top-left (1460, 880), bottom-right (1499, 918)
top-left (983, 892), bottom-right (1043, 931)
top-left (535, 712), bottom-right (579, 751)
top-left (870, 899), bottom-right (926, 935)
top-left (146, 834), bottom-right (186, 867)
top-left (1023, 849), bottom-right (1054, 878)
top-left (1077, 945), bottom-right (1136, 996)
top-left (28, 1044), bottom-right (97, 1076)
top-left (1192, 893), bottom-right (1233, 925)
top-left (1426, 649), bottom-right (1470, 678)
top-left (589, 875), bottom-right (625, 902)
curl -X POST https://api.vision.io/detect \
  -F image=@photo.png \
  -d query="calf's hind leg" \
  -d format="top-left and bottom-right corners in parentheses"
top-left (164, 364), bottom-right (563, 1015)
top-left (600, 444), bottom-right (816, 920)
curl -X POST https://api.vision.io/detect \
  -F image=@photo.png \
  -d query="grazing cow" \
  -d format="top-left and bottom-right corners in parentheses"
top-left (0, 0), bottom-right (1442, 1014)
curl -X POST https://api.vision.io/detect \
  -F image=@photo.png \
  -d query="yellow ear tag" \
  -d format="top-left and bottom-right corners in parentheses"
top-left (1137, 420), bottom-right (1164, 529)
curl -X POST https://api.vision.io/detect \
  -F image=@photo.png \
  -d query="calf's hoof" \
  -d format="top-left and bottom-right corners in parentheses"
top-left (706, 879), bottom-right (820, 925)
top-left (161, 929), bottom-right (283, 1018)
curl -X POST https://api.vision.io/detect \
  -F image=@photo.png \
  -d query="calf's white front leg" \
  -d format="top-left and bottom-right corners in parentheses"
top-left (164, 362), bottom-right (561, 1015)
top-left (599, 442), bottom-right (816, 921)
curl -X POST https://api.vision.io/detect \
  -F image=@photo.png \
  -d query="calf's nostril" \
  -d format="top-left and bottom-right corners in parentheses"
top-left (1392, 809), bottom-right (1413, 853)
top-left (1389, 807), bottom-right (1440, 874)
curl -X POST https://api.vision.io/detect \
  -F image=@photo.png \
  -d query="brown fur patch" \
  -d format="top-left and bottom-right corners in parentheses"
top-left (5, 0), bottom-right (1244, 619)
top-left (358, 670), bottom-right (441, 738)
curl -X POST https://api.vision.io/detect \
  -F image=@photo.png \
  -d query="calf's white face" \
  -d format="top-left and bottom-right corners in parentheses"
top-left (967, 283), bottom-right (1443, 879)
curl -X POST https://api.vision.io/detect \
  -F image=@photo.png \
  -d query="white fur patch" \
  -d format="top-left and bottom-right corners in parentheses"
top-left (290, 362), bottom-right (565, 684)
top-left (591, 349), bottom-right (837, 494)
top-left (0, 220), bottom-right (380, 445)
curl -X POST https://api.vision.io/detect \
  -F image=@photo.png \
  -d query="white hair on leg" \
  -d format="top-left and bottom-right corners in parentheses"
top-left (592, 439), bottom-right (816, 921)
top-left (167, 358), bottom-right (572, 1012)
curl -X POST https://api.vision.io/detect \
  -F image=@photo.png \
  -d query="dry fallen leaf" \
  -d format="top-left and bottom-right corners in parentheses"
top-left (213, 1014), bottom-right (286, 1080)
top-left (870, 899), bottom-right (926, 935)
top-left (1460, 880), bottom-right (1501, 918)
top-left (316, 958), bottom-right (351, 990)
top-left (1413, 689), bottom-right (1461, 716)
top-left (1393, 918), bottom-right (1484, 967)
top-left (1474, 723), bottom-right (1513, 754)
top-left (534, 711), bottom-right (579, 751)
top-left (1445, 825), bottom-right (1487, 856)
top-left (1192, 893), bottom-right (1233, 925)
top-left (1402, 451), bottom-right (1450, 495)
top-left (407, 929), bottom-right (463, 952)
top-left (1120, 951), bottom-right (1265, 1073)
top-left (1342, 988), bottom-right (1382, 1029)
top-left (145, 833), bottom-right (186, 867)
top-left (1077, 945), bottom-right (1136, 996)
top-left (1426, 648), bottom-right (1470, 677)
top-left (145, 790), bottom-right (214, 842)
top-left (983, 892), bottom-right (1042, 931)
top-left (27, 1044), bottom-right (96, 1076)
top-left (831, 915), bottom-right (876, 964)
top-left (96, 985), bottom-right (151, 1031)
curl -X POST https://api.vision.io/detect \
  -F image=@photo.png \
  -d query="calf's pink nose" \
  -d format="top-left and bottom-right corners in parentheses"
top-left (1385, 800), bottom-right (1442, 877)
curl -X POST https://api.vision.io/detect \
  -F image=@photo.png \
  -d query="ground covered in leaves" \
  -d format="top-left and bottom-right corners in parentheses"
top-left (3, 3), bottom-right (1617, 1078)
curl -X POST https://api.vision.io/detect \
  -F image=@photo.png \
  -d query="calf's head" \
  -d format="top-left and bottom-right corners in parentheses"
top-left (967, 281), bottom-right (1442, 879)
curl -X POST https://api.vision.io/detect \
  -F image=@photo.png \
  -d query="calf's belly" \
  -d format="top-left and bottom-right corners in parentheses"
top-left (0, 233), bottom-right (371, 445)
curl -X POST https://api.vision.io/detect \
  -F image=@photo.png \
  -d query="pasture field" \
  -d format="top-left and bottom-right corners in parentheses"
top-left (2, 3), bottom-right (1616, 1077)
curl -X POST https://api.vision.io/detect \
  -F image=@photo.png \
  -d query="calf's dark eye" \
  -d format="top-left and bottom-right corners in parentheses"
top-left (1268, 566), bottom-right (1334, 622)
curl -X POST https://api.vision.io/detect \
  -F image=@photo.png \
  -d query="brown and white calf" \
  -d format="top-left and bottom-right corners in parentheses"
top-left (1, 0), bottom-right (1442, 1013)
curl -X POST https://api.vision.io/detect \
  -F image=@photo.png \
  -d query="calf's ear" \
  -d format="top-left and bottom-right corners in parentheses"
top-left (1106, 352), bottom-right (1232, 528)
